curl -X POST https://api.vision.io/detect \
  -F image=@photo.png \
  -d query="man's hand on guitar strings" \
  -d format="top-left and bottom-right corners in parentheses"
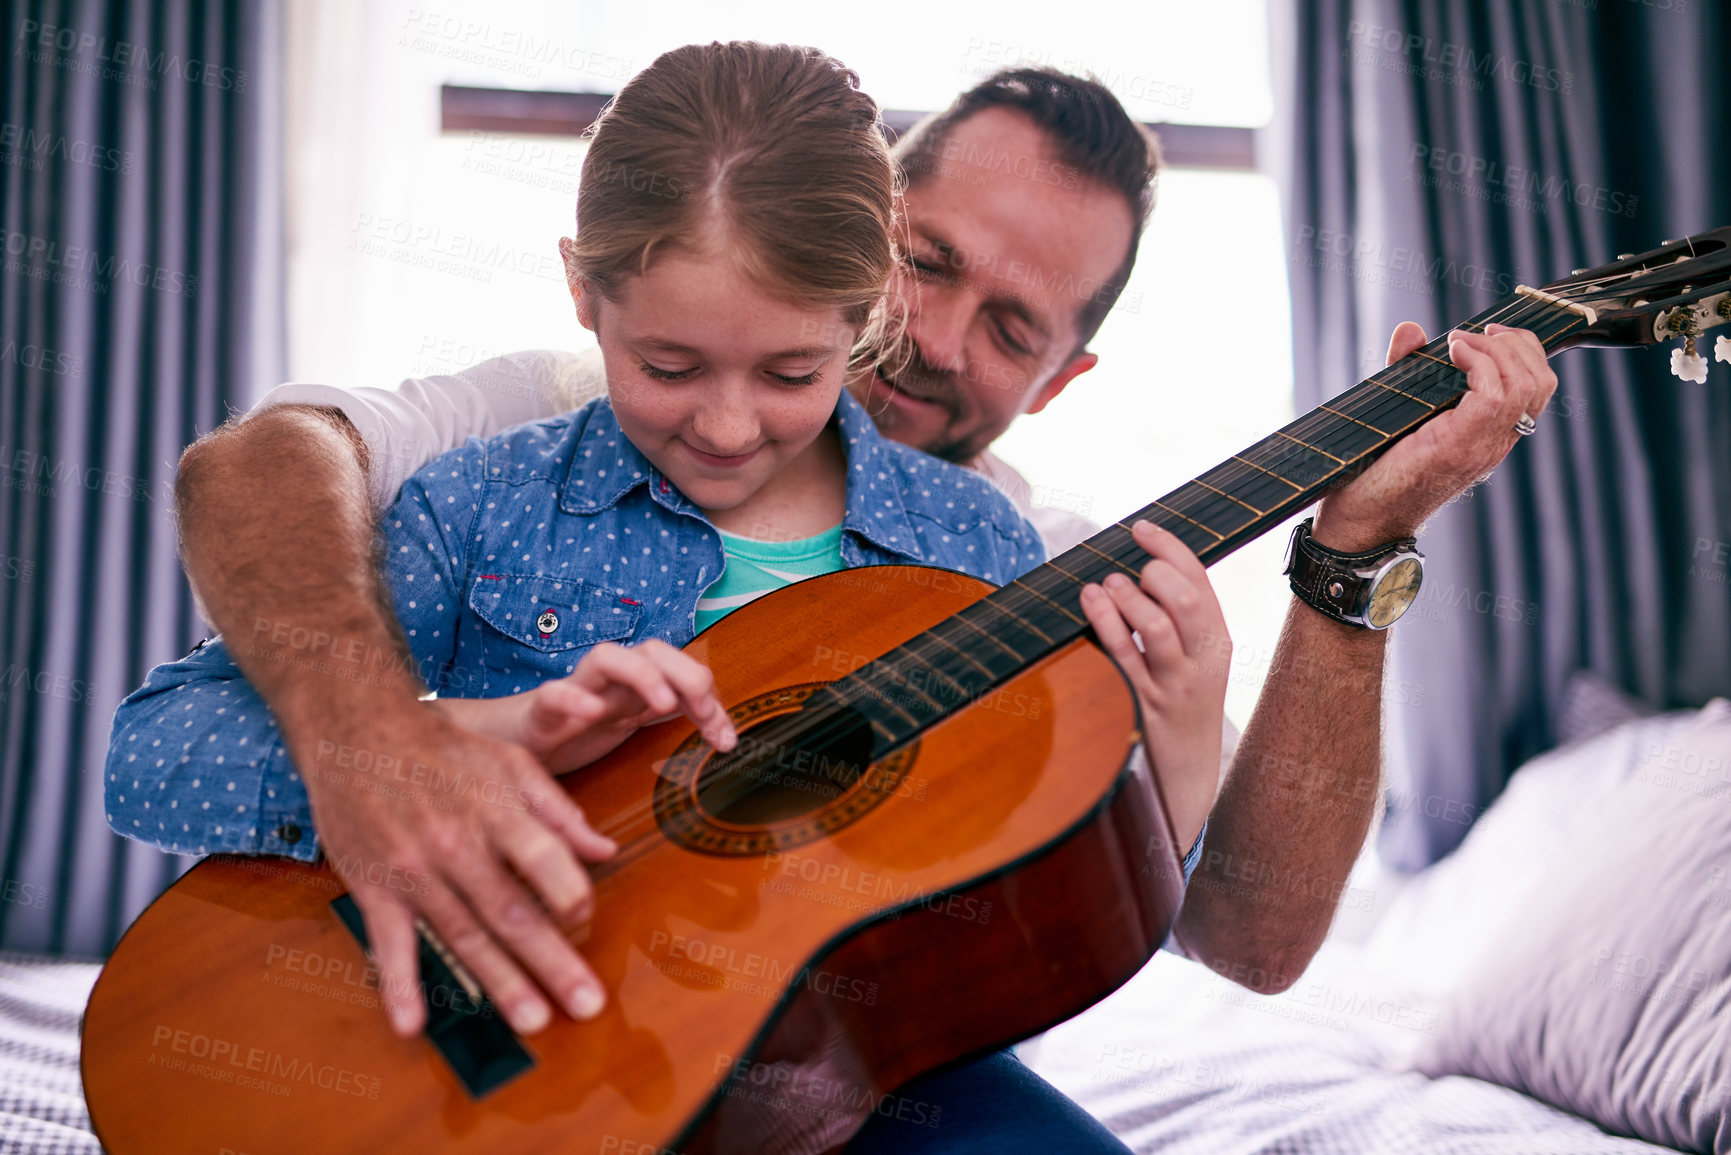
top-left (1079, 520), bottom-right (1229, 854)
top-left (296, 702), bottom-right (619, 1041)
top-left (1311, 321), bottom-right (1559, 553)
top-left (322, 644), bottom-right (733, 1042)
top-left (432, 641), bottom-right (738, 774)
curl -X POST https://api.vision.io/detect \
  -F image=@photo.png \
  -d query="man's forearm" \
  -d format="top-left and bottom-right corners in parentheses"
top-left (1172, 597), bottom-right (1386, 991)
top-left (175, 405), bottom-right (423, 732)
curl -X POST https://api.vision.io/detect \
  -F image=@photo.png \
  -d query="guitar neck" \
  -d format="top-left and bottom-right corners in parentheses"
top-left (823, 288), bottom-right (1597, 756)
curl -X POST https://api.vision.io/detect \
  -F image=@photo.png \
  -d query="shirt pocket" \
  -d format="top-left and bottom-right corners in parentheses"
top-left (467, 574), bottom-right (641, 682)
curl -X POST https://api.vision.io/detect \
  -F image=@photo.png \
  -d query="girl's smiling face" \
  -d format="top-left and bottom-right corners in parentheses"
top-left (571, 239), bottom-right (858, 524)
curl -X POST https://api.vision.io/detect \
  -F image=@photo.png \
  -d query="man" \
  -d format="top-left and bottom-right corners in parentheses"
top-left (141, 65), bottom-right (1549, 1085)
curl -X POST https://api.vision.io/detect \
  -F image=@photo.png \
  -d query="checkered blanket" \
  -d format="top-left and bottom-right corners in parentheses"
top-left (0, 953), bottom-right (101, 1155)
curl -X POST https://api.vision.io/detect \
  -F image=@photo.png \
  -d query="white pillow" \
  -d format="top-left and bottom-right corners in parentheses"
top-left (1359, 700), bottom-right (1729, 997)
top-left (1413, 708), bottom-right (1731, 1152)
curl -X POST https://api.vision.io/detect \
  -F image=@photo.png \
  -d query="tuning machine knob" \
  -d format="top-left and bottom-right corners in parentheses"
top-left (1671, 344), bottom-right (1708, 382)
top-left (1717, 335), bottom-right (1731, 365)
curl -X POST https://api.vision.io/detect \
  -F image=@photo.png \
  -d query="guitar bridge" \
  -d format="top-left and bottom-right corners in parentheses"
top-left (330, 894), bottom-right (535, 1098)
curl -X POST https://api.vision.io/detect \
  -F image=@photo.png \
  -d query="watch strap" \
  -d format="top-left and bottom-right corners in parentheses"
top-left (1284, 518), bottom-right (1419, 627)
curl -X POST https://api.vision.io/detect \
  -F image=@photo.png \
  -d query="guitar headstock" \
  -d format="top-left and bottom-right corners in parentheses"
top-left (1538, 225), bottom-right (1731, 381)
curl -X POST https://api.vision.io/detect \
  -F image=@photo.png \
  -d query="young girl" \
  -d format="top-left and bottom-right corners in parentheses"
top-left (107, 41), bottom-right (1176, 1155)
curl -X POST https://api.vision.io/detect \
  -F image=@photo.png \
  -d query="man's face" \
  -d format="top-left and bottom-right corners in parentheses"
top-left (853, 107), bottom-right (1135, 464)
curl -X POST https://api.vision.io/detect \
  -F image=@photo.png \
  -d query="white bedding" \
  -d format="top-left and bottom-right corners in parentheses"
top-left (1025, 701), bottom-right (1723, 1155)
top-left (0, 953), bottom-right (101, 1155)
top-left (1026, 944), bottom-right (1682, 1155)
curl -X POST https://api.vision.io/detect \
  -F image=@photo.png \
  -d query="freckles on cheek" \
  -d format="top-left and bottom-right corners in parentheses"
top-left (765, 386), bottom-right (844, 443)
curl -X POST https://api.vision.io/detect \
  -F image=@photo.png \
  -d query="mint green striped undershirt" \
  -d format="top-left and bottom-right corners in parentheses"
top-left (694, 524), bottom-right (846, 633)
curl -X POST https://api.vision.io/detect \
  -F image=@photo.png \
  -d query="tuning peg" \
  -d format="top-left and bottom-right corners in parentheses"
top-left (1672, 341), bottom-right (1709, 383)
top-left (1716, 335), bottom-right (1731, 365)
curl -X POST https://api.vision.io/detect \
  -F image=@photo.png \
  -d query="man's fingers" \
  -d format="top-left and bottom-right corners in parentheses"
top-left (1484, 324), bottom-right (1558, 413)
top-left (419, 873), bottom-right (554, 1035)
top-left (1447, 331), bottom-right (1508, 407)
top-left (1386, 321), bottom-right (1428, 366)
top-left (497, 819), bottom-right (595, 924)
top-left (443, 851), bottom-right (604, 1026)
top-left (355, 894), bottom-right (425, 1037)
top-left (495, 746), bottom-right (618, 860)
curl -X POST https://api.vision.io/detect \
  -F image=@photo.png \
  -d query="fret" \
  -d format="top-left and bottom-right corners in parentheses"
top-left (1073, 538), bottom-right (1145, 579)
top-left (1118, 502), bottom-right (1217, 554)
top-left (1005, 571), bottom-right (1086, 626)
top-left (1272, 428), bottom-right (1343, 463)
top-left (1150, 500), bottom-right (1225, 541)
top-left (920, 628), bottom-right (1001, 679)
top-left (1238, 432), bottom-right (1341, 489)
top-left (968, 595), bottom-right (1057, 646)
top-left (1199, 458), bottom-right (1306, 513)
top-left (945, 606), bottom-right (1030, 661)
top-left (1363, 373), bottom-right (1434, 408)
top-left (1161, 481), bottom-right (1256, 536)
top-left (1317, 401), bottom-right (1392, 437)
top-left (1330, 381), bottom-right (1436, 432)
top-left (1395, 354), bottom-right (1466, 405)
top-left (884, 644), bottom-right (994, 712)
top-left (1192, 477), bottom-right (1264, 516)
top-left (1287, 408), bottom-right (1387, 462)
top-left (839, 670), bottom-right (928, 727)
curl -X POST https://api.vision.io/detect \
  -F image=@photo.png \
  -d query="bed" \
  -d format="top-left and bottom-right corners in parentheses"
top-left (9, 678), bottom-right (1726, 1154)
top-left (0, 953), bottom-right (101, 1155)
top-left (1026, 677), bottom-right (1731, 1154)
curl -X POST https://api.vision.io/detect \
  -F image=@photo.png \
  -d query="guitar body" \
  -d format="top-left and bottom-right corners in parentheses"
top-left (82, 565), bottom-right (1185, 1154)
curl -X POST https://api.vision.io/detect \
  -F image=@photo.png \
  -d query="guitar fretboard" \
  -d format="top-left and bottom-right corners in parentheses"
top-left (821, 291), bottom-right (1593, 755)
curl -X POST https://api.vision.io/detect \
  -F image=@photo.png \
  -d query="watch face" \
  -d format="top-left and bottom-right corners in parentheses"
top-left (1366, 557), bottom-right (1424, 628)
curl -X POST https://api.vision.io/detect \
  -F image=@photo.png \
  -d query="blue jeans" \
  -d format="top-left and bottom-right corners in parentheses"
top-left (843, 1050), bottom-right (1131, 1154)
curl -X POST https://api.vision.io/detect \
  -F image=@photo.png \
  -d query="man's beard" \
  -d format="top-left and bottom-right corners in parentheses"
top-left (856, 343), bottom-right (984, 465)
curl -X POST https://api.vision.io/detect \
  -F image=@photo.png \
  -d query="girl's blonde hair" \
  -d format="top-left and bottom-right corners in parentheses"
top-left (569, 42), bottom-right (902, 361)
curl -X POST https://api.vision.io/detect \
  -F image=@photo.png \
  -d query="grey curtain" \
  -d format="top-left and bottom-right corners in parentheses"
top-left (1269, 0), bottom-right (1731, 869)
top-left (0, 0), bottom-right (283, 954)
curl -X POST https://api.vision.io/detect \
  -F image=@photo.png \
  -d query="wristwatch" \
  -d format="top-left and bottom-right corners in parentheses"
top-left (1283, 517), bottom-right (1425, 630)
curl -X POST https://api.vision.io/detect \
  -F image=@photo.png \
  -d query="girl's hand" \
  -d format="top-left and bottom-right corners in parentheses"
top-left (435, 641), bottom-right (737, 774)
top-left (1079, 520), bottom-right (1229, 852)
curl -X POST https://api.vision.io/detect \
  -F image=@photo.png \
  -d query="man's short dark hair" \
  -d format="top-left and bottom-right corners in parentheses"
top-left (893, 67), bottom-right (1161, 356)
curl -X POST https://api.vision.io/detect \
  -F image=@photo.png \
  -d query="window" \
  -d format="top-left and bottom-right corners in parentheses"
top-left (287, 0), bottom-right (1292, 723)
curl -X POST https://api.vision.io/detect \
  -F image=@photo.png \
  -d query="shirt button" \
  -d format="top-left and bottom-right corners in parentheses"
top-left (275, 823), bottom-right (302, 844)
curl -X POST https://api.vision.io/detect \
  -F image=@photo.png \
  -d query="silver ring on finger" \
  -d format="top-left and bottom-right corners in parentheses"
top-left (1514, 412), bottom-right (1538, 437)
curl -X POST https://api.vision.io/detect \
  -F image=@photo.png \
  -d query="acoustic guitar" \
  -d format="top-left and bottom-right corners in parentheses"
top-left (81, 229), bottom-right (1731, 1153)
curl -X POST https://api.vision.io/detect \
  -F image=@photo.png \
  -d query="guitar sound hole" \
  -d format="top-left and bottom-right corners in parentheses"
top-left (695, 705), bottom-right (874, 826)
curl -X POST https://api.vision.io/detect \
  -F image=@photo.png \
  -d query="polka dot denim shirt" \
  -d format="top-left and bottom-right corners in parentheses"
top-left (103, 390), bottom-right (1047, 863)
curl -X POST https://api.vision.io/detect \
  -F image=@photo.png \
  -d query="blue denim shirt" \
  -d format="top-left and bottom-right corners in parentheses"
top-left (104, 391), bottom-right (1050, 864)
